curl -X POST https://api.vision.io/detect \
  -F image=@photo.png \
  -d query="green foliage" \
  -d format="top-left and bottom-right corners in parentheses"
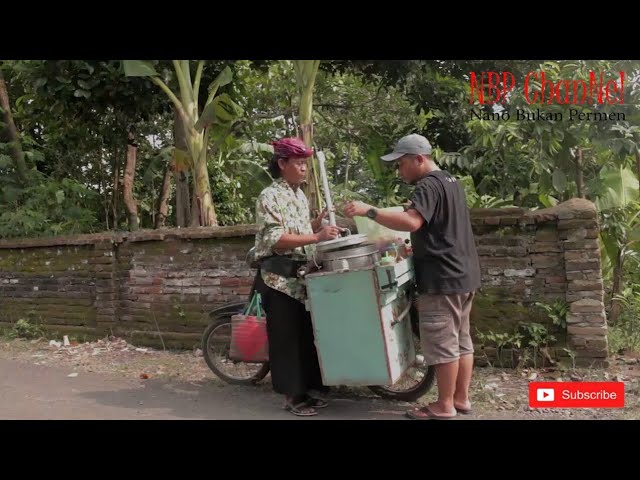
top-left (475, 330), bottom-right (524, 368)
top-left (2, 59), bottom-right (640, 240)
top-left (209, 141), bottom-right (273, 225)
top-left (230, 60), bottom-right (423, 211)
top-left (477, 320), bottom-right (559, 368)
top-left (534, 299), bottom-right (569, 330)
top-left (0, 173), bottom-right (98, 238)
top-left (594, 166), bottom-right (639, 211)
top-left (608, 280), bottom-right (640, 355)
top-left (599, 200), bottom-right (640, 279)
top-left (5, 318), bottom-right (45, 340)
top-left (458, 175), bottom-right (515, 208)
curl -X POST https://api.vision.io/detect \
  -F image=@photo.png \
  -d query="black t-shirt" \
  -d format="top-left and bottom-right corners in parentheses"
top-left (409, 170), bottom-right (481, 295)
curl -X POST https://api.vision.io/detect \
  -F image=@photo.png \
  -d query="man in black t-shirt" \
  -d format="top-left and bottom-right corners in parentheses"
top-left (343, 133), bottom-right (481, 420)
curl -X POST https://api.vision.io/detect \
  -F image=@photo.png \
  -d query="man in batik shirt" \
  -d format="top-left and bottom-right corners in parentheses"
top-left (254, 137), bottom-right (341, 417)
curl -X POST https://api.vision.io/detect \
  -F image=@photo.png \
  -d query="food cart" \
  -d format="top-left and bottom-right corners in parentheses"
top-left (305, 235), bottom-right (417, 387)
top-left (202, 235), bottom-right (434, 401)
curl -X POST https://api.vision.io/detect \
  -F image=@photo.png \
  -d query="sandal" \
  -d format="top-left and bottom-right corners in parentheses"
top-left (405, 406), bottom-right (456, 420)
top-left (284, 401), bottom-right (318, 417)
top-left (304, 395), bottom-right (328, 409)
top-left (454, 402), bottom-right (473, 415)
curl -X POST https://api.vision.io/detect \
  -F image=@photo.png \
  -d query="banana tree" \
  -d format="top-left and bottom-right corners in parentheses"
top-left (596, 165), bottom-right (640, 323)
top-left (122, 60), bottom-right (243, 227)
top-left (292, 60), bottom-right (322, 212)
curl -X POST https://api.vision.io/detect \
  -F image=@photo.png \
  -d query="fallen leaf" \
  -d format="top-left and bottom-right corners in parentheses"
top-left (140, 373), bottom-right (150, 380)
top-left (67, 373), bottom-right (78, 378)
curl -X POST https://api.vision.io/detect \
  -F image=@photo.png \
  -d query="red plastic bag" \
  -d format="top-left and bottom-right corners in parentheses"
top-left (229, 293), bottom-right (268, 362)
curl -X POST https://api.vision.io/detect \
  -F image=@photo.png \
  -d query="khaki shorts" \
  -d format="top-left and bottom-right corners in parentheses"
top-left (416, 292), bottom-right (475, 366)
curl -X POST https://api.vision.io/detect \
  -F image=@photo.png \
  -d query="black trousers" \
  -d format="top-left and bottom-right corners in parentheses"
top-left (257, 277), bottom-right (324, 397)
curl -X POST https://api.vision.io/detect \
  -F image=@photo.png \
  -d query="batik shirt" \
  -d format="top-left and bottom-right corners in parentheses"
top-left (254, 178), bottom-right (315, 303)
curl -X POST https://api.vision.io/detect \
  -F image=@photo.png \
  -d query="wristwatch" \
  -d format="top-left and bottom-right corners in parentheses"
top-left (366, 208), bottom-right (377, 220)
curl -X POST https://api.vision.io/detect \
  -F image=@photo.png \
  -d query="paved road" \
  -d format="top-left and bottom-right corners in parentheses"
top-left (0, 358), bottom-right (410, 420)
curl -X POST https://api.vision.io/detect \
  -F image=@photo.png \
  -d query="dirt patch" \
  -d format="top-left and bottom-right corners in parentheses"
top-left (0, 336), bottom-right (214, 384)
top-left (1, 335), bottom-right (638, 420)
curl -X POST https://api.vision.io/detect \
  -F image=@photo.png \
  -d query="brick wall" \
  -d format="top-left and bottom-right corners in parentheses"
top-left (0, 227), bottom-right (257, 348)
top-left (470, 198), bottom-right (607, 365)
top-left (0, 199), bottom-right (607, 363)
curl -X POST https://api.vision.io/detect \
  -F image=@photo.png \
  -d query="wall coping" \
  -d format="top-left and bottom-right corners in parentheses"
top-left (0, 225), bottom-right (259, 250)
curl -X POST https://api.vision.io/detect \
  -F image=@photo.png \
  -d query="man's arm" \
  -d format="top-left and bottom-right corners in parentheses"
top-left (273, 233), bottom-right (321, 250)
top-left (273, 225), bottom-right (343, 249)
top-left (342, 201), bottom-right (425, 232)
top-left (257, 191), bottom-right (344, 251)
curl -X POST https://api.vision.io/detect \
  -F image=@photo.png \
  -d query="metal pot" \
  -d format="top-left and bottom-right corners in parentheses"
top-left (319, 243), bottom-right (381, 272)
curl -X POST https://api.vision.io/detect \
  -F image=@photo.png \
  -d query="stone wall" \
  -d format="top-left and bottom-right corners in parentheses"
top-left (470, 198), bottom-right (607, 365)
top-left (0, 227), bottom-right (257, 348)
top-left (0, 199), bottom-right (607, 363)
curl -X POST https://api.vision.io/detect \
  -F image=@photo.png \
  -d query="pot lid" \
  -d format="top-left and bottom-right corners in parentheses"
top-left (316, 233), bottom-right (369, 252)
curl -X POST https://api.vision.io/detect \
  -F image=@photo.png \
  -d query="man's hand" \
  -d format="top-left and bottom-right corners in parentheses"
top-left (342, 201), bottom-right (374, 219)
top-left (315, 225), bottom-right (342, 242)
top-left (311, 208), bottom-right (330, 232)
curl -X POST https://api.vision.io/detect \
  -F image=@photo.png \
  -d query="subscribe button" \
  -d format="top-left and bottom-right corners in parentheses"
top-left (529, 382), bottom-right (624, 408)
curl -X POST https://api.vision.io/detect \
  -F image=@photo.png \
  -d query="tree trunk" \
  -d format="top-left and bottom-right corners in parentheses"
top-left (192, 151), bottom-right (217, 226)
top-left (173, 108), bottom-right (191, 227)
top-left (344, 140), bottom-right (352, 188)
top-left (575, 147), bottom-right (585, 199)
top-left (112, 146), bottom-right (120, 230)
top-left (609, 248), bottom-right (624, 324)
top-left (97, 153), bottom-right (109, 230)
top-left (155, 159), bottom-right (173, 229)
top-left (190, 175), bottom-right (201, 227)
top-left (175, 171), bottom-right (191, 227)
top-left (123, 131), bottom-right (139, 231)
top-left (0, 69), bottom-right (28, 183)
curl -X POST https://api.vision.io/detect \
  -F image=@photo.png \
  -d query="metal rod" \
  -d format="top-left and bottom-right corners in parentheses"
top-left (315, 150), bottom-right (336, 227)
top-left (390, 301), bottom-right (413, 327)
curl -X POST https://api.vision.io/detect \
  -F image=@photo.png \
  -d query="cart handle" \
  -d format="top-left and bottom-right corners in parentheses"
top-left (379, 269), bottom-right (397, 291)
top-left (390, 300), bottom-right (413, 327)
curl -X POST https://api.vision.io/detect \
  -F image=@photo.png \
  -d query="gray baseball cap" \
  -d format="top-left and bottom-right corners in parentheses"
top-left (381, 133), bottom-right (433, 162)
